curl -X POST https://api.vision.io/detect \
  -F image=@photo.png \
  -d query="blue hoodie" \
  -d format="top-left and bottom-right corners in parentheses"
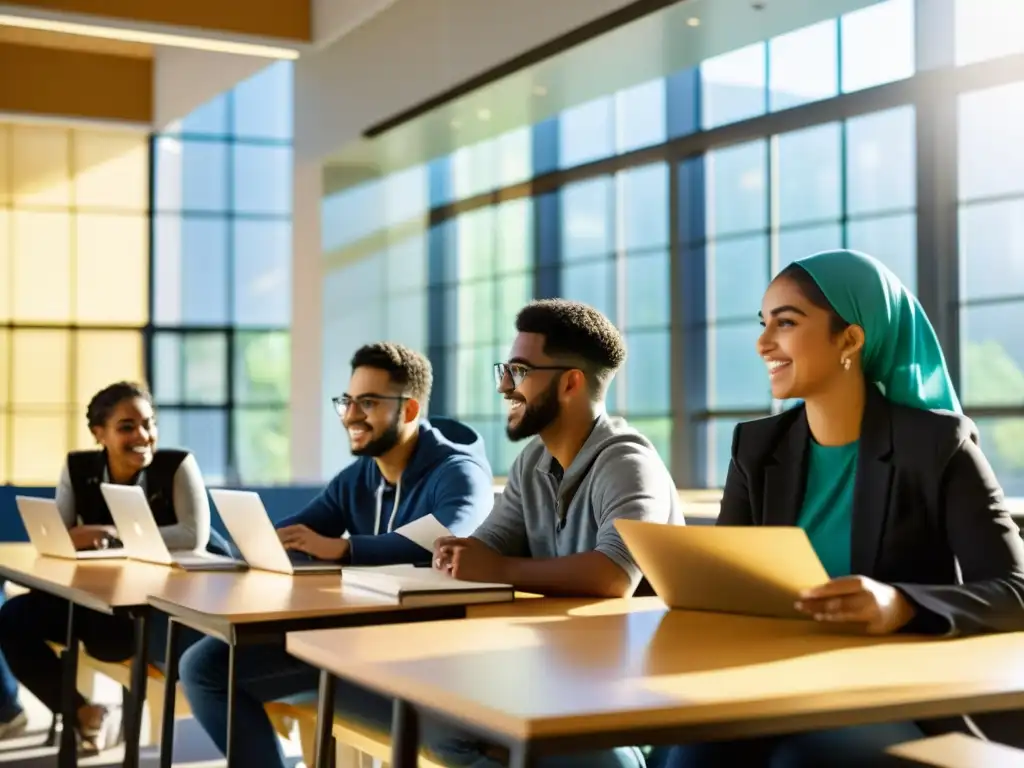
top-left (278, 418), bottom-right (494, 566)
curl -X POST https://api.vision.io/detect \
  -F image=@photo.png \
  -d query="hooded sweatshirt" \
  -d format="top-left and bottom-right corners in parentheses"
top-left (278, 417), bottom-right (494, 566)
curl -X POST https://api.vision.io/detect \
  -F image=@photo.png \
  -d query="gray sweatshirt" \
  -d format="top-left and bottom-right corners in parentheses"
top-left (472, 413), bottom-right (684, 592)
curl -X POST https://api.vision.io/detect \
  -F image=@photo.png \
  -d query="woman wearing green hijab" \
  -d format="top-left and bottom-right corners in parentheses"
top-left (659, 249), bottom-right (1024, 767)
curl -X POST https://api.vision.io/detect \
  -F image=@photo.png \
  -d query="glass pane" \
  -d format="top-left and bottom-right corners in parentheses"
top-left (152, 333), bottom-right (181, 403)
top-left (955, 0), bottom-right (1024, 66)
top-left (158, 409), bottom-right (227, 483)
top-left (232, 62), bottom-right (294, 141)
top-left (73, 131), bottom-right (148, 211)
top-left (154, 138), bottom-right (228, 212)
top-left (495, 273), bottom-right (531, 348)
top-left (709, 235), bottom-right (769, 321)
top-left (775, 123), bottom-right (842, 227)
top-left (74, 331), bottom-right (144, 408)
top-left (846, 213), bottom-right (917, 291)
top-left (458, 281), bottom-right (496, 345)
top-left (234, 331), bottom-right (290, 405)
top-left (624, 330), bottom-right (670, 414)
top-left (769, 20), bottom-right (838, 112)
top-left (628, 417), bottom-right (672, 467)
top-left (12, 211), bottom-right (72, 323)
top-left (706, 140), bottom-right (768, 238)
top-left (11, 414), bottom-right (68, 485)
top-left (561, 259), bottom-right (614, 320)
top-left (0, 125), bottom-right (8, 205)
top-left (153, 216), bottom-right (229, 325)
top-left (13, 327), bottom-right (70, 406)
top-left (496, 128), bottom-right (532, 188)
top-left (0, 413), bottom-right (6, 484)
top-left (455, 208), bottom-right (496, 280)
top-left (708, 322), bottom-right (770, 409)
top-left (961, 302), bottom-right (1024, 408)
top-left (183, 333), bottom-right (228, 405)
top-left (10, 124), bottom-right (70, 206)
top-left (0, 329), bottom-right (8, 404)
top-left (625, 251), bottom-right (669, 330)
top-left (777, 223), bottom-right (843, 272)
top-left (619, 163), bottom-right (669, 250)
top-left (233, 219), bottom-right (291, 326)
top-left (615, 78), bottom-right (667, 153)
top-left (558, 96), bottom-right (614, 169)
top-left (706, 418), bottom-right (740, 488)
top-left (561, 177), bottom-right (613, 260)
top-left (234, 407), bottom-right (291, 483)
top-left (455, 346), bottom-right (501, 417)
top-left (959, 82), bottom-right (1024, 201)
top-left (232, 145), bottom-right (293, 215)
top-left (386, 292), bottom-right (427, 351)
top-left (0, 210), bottom-right (9, 322)
top-left (167, 93), bottom-right (228, 136)
top-left (841, 0), bottom-right (915, 92)
top-left (385, 233), bottom-right (428, 293)
top-left (959, 200), bottom-right (1024, 302)
top-left (75, 213), bottom-right (148, 325)
top-left (495, 200), bottom-right (532, 275)
top-left (972, 417), bottom-right (1024, 496)
top-left (451, 140), bottom-right (497, 200)
top-left (846, 106), bottom-right (916, 215)
top-left (701, 43), bottom-right (766, 130)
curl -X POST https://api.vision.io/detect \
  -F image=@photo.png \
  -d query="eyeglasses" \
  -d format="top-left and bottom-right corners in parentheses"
top-left (493, 362), bottom-right (574, 389)
top-left (331, 394), bottom-right (408, 417)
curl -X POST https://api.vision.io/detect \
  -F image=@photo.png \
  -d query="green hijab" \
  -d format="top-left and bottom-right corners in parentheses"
top-left (792, 249), bottom-right (961, 414)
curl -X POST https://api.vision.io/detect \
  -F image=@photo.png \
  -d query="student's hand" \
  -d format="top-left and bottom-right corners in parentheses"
top-left (69, 525), bottom-right (118, 551)
top-left (277, 525), bottom-right (349, 562)
top-left (796, 575), bottom-right (916, 635)
top-left (432, 536), bottom-right (508, 583)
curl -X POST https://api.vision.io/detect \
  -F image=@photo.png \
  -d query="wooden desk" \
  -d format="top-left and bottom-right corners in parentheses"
top-left (149, 570), bottom-right (501, 768)
top-left (0, 543), bottom-right (180, 768)
top-left (287, 598), bottom-right (1024, 768)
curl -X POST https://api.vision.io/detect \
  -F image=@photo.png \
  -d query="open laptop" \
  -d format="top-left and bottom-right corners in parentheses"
top-left (615, 520), bottom-right (830, 620)
top-left (16, 496), bottom-right (126, 560)
top-left (99, 484), bottom-right (243, 571)
top-left (210, 489), bottom-right (342, 575)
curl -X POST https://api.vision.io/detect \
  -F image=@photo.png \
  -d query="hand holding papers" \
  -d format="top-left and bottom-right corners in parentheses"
top-left (393, 514), bottom-right (452, 551)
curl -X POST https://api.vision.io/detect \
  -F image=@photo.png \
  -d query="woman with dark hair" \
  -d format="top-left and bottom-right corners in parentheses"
top-left (658, 249), bottom-right (1024, 767)
top-left (0, 382), bottom-right (220, 754)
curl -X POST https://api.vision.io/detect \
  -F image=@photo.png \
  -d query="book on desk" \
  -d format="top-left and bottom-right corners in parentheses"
top-left (341, 564), bottom-right (514, 607)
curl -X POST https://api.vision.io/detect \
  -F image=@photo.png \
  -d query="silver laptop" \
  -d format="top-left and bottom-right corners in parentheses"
top-left (99, 484), bottom-right (243, 571)
top-left (17, 496), bottom-right (126, 561)
top-left (210, 489), bottom-right (342, 575)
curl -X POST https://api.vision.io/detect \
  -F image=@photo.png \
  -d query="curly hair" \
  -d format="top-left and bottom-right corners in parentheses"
top-left (515, 299), bottom-right (626, 396)
top-left (87, 382), bottom-right (153, 428)
top-left (350, 342), bottom-right (433, 404)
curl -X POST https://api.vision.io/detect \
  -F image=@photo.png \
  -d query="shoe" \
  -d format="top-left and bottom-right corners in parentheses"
top-left (0, 709), bottom-right (27, 740)
top-left (76, 705), bottom-right (123, 755)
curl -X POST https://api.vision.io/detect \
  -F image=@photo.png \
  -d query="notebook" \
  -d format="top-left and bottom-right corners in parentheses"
top-left (341, 564), bottom-right (514, 607)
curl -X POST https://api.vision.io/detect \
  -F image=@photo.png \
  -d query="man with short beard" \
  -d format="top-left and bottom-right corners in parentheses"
top-left (177, 342), bottom-right (494, 768)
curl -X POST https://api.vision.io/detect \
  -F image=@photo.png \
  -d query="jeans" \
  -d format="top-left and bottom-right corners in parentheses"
top-left (652, 721), bottom-right (926, 768)
top-left (0, 590), bottom-right (199, 716)
top-left (0, 582), bottom-right (21, 722)
top-left (179, 636), bottom-right (646, 768)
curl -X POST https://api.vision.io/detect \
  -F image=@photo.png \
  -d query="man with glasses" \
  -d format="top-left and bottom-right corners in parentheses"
top-left (178, 342), bottom-right (494, 768)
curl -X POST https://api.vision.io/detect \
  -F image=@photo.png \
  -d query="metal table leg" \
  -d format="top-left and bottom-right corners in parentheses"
top-left (159, 620), bottom-right (182, 768)
top-left (59, 602), bottom-right (79, 768)
top-left (122, 612), bottom-right (149, 768)
top-left (390, 699), bottom-right (419, 768)
top-left (225, 638), bottom-right (237, 766)
top-left (314, 669), bottom-right (336, 768)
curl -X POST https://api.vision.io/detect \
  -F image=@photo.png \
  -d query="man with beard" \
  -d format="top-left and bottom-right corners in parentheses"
top-left (423, 299), bottom-right (683, 768)
top-left (177, 342), bottom-right (494, 768)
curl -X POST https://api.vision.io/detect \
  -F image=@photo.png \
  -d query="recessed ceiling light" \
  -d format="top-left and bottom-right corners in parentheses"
top-left (533, 85), bottom-right (548, 97)
top-left (477, 108), bottom-right (492, 121)
top-left (687, 17), bottom-right (701, 27)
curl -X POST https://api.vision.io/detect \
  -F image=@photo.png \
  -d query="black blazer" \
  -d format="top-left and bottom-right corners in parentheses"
top-left (719, 384), bottom-right (1024, 637)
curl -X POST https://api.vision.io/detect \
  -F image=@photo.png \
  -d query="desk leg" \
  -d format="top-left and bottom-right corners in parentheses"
top-left (59, 601), bottom-right (78, 768)
top-left (159, 620), bottom-right (182, 768)
top-left (390, 699), bottom-right (419, 768)
top-left (509, 743), bottom-right (537, 768)
top-left (313, 669), bottom-right (335, 768)
top-left (122, 612), bottom-right (149, 768)
top-left (224, 640), bottom-right (237, 767)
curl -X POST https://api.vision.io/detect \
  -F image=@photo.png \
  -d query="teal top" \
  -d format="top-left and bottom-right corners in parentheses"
top-left (796, 440), bottom-right (858, 579)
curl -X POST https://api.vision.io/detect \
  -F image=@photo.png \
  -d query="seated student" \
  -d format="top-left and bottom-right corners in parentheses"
top-left (428, 298), bottom-right (683, 767)
top-left (0, 586), bottom-right (25, 741)
top-left (0, 381), bottom-right (217, 754)
top-left (658, 250), bottom-right (1024, 768)
top-left (178, 342), bottom-right (494, 768)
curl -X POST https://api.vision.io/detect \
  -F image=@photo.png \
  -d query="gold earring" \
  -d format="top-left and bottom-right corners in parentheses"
top-left (842, 357), bottom-right (852, 371)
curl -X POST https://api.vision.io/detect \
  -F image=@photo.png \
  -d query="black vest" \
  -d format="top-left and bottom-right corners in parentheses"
top-left (67, 449), bottom-right (185, 527)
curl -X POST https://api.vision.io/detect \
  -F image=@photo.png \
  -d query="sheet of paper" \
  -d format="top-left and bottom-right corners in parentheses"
top-left (393, 514), bottom-right (452, 551)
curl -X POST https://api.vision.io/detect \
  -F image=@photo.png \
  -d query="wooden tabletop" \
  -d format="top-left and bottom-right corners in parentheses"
top-left (286, 598), bottom-right (1024, 745)
top-left (0, 543), bottom-right (176, 614)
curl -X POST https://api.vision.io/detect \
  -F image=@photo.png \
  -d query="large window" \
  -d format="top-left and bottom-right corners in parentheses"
top-left (0, 122), bottom-right (148, 484)
top-left (152, 62), bottom-right (294, 484)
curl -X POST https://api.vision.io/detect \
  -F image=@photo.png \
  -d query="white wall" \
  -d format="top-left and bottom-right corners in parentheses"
top-left (153, 48), bottom-right (272, 129)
